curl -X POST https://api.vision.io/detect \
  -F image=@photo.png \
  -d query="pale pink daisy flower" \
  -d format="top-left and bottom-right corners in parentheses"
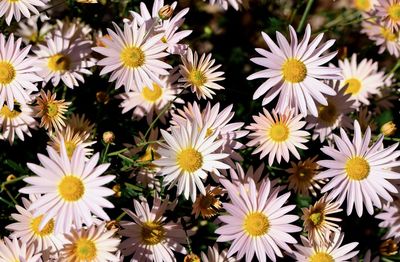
top-left (306, 80), bottom-right (354, 143)
top-left (247, 24), bottom-right (341, 117)
top-left (0, 0), bottom-right (48, 25)
top-left (119, 197), bottom-right (187, 262)
top-left (376, 0), bottom-right (400, 31)
top-left (178, 48), bottom-right (225, 100)
top-left (375, 199), bottom-right (400, 242)
top-left (316, 120), bottom-right (400, 217)
top-left (33, 29), bottom-right (95, 89)
top-left (361, 21), bottom-right (400, 58)
top-left (171, 101), bottom-right (248, 169)
top-left (246, 108), bottom-right (309, 166)
top-left (205, 0), bottom-right (243, 10)
top-left (16, 14), bottom-right (52, 44)
top-left (93, 19), bottom-right (171, 93)
top-left (60, 223), bottom-right (120, 261)
top-left (5, 195), bottom-right (65, 254)
top-left (201, 244), bottom-right (237, 262)
top-left (118, 70), bottom-right (183, 124)
top-left (19, 142), bottom-right (115, 233)
top-left (338, 54), bottom-right (385, 107)
top-left (153, 122), bottom-right (229, 201)
top-left (216, 177), bottom-right (301, 262)
top-left (0, 33), bottom-right (41, 111)
top-left (0, 102), bottom-right (37, 144)
top-left (291, 233), bottom-right (359, 262)
top-left (0, 237), bottom-right (41, 262)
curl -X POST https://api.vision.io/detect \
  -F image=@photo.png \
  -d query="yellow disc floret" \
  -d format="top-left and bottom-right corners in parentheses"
top-left (345, 156), bottom-right (370, 181)
top-left (120, 46), bottom-right (145, 68)
top-left (243, 212), bottom-right (270, 237)
top-left (318, 102), bottom-right (338, 126)
top-left (177, 148), bottom-right (203, 173)
top-left (388, 4), bottom-right (400, 22)
top-left (344, 78), bottom-right (362, 95)
top-left (142, 84), bottom-right (163, 102)
top-left (188, 69), bottom-right (207, 87)
top-left (30, 215), bottom-right (55, 237)
top-left (141, 221), bottom-right (165, 245)
top-left (309, 252), bottom-right (334, 262)
top-left (48, 54), bottom-right (71, 72)
top-left (0, 61), bottom-right (16, 85)
top-left (73, 238), bottom-right (97, 260)
top-left (58, 175), bottom-right (85, 202)
top-left (269, 123), bottom-right (289, 142)
top-left (281, 58), bottom-right (307, 83)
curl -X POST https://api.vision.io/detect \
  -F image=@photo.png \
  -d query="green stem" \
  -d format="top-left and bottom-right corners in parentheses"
top-left (1, 175), bottom-right (28, 188)
top-left (0, 196), bottom-right (14, 207)
top-left (136, 139), bottom-right (164, 147)
top-left (3, 187), bottom-right (17, 205)
top-left (297, 0), bottom-right (314, 33)
top-left (101, 143), bottom-right (110, 163)
top-left (387, 60), bottom-right (400, 78)
top-left (108, 148), bottom-right (129, 156)
top-left (116, 211), bottom-right (126, 222)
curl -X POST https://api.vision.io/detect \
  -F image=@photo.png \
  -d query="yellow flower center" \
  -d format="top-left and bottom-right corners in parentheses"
top-left (141, 221), bottom-right (165, 245)
top-left (309, 211), bottom-right (324, 226)
top-left (345, 156), bottom-right (370, 180)
top-left (120, 46), bottom-right (145, 68)
top-left (141, 84), bottom-right (163, 102)
top-left (281, 58), bottom-right (307, 83)
top-left (344, 78), bottom-right (362, 95)
top-left (243, 212), bottom-right (270, 237)
top-left (65, 141), bottom-right (77, 159)
top-left (176, 148), bottom-right (203, 173)
top-left (381, 27), bottom-right (397, 41)
top-left (188, 69), bottom-right (207, 87)
top-left (58, 175), bottom-right (85, 202)
top-left (388, 4), bottom-right (400, 22)
top-left (318, 102), bottom-right (338, 126)
top-left (354, 0), bottom-right (371, 11)
top-left (30, 215), bottom-right (55, 237)
top-left (0, 61), bottom-right (16, 85)
top-left (309, 252), bottom-right (334, 262)
top-left (161, 36), bottom-right (168, 43)
top-left (269, 123), bottom-right (289, 142)
top-left (48, 54), bottom-right (71, 72)
top-left (46, 102), bottom-right (59, 118)
top-left (205, 128), bottom-right (214, 137)
top-left (74, 238), bottom-right (97, 260)
top-left (0, 105), bottom-right (20, 119)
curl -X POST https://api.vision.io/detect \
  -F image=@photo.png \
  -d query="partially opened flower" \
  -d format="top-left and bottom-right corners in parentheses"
top-left (0, 0), bottom-right (48, 25)
top-left (247, 24), bottom-right (341, 116)
top-left (0, 237), bottom-right (41, 262)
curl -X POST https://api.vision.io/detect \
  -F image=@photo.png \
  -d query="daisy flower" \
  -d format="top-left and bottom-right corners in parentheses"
top-left (5, 195), bottom-right (65, 254)
top-left (19, 142), bottom-right (115, 233)
top-left (119, 197), bottom-right (187, 261)
top-left (93, 19), bottom-right (171, 92)
top-left (66, 113), bottom-right (95, 139)
top-left (201, 244), bottom-right (237, 262)
top-left (216, 177), bottom-right (301, 262)
top-left (362, 21), bottom-right (400, 57)
top-left (0, 33), bottom-right (41, 111)
top-left (33, 29), bottom-right (95, 89)
top-left (301, 194), bottom-right (342, 246)
top-left (0, 237), bottom-right (41, 262)
top-left (246, 108), bottom-right (309, 166)
top-left (154, 122), bottom-right (229, 201)
top-left (60, 223), bottom-right (120, 261)
top-left (34, 90), bottom-right (71, 131)
top-left (0, 0), bottom-right (48, 25)
top-left (338, 54), bottom-right (385, 107)
top-left (316, 120), bottom-right (400, 217)
top-left (247, 24), bottom-right (341, 117)
top-left (205, 0), bottom-right (243, 10)
top-left (16, 14), bottom-right (52, 44)
top-left (375, 199), bottom-right (400, 241)
top-left (291, 233), bottom-right (359, 262)
top-left (178, 48), bottom-right (225, 100)
top-left (192, 185), bottom-right (223, 219)
top-left (306, 80), bottom-right (354, 142)
top-left (376, 0), bottom-right (400, 31)
top-left (287, 156), bottom-right (324, 197)
top-left (354, 0), bottom-right (378, 11)
top-left (0, 102), bottom-right (37, 144)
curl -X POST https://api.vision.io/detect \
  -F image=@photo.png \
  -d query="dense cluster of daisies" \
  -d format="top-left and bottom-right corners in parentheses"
top-left (0, 0), bottom-right (400, 261)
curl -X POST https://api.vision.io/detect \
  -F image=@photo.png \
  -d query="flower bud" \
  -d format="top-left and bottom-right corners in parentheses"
top-left (158, 5), bottom-right (174, 20)
top-left (381, 121), bottom-right (397, 136)
top-left (184, 253), bottom-right (200, 262)
top-left (6, 174), bottom-right (16, 182)
top-left (103, 131), bottom-right (115, 144)
top-left (380, 239), bottom-right (398, 256)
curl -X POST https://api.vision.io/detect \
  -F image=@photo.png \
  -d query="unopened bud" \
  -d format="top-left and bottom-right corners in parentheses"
top-left (380, 239), bottom-right (398, 256)
top-left (381, 121), bottom-right (397, 136)
top-left (112, 184), bottom-right (121, 198)
top-left (103, 131), bottom-right (115, 144)
top-left (183, 253), bottom-right (200, 262)
top-left (106, 220), bottom-right (120, 230)
top-left (6, 174), bottom-right (16, 182)
top-left (158, 5), bottom-right (174, 20)
top-left (96, 91), bottom-right (110, 104)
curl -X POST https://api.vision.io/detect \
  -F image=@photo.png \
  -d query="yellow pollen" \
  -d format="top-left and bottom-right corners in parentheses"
top-left (141, 221), bottom-right (165, 245)
top-left (48, 54), bottom-right (71, 72)
top-left (381, 27), bottom-right (397, 41)
top-left (309, 211), bottom-right (324, 226)
top-left (188, 69), bottom-right (207, 87)
top-left (243, 212), bottom-right (270, 237)
top-left (354, 0), bottom-right (371, 11)
top-left (388, 4), bottom-right (400, 22)
top-left (120, 46), bottom-right (145, 68)
top-left (281, 58), bottom-right (307, 83)
top-left (141, 84), bottom-right (163, 102)
top-left (205, 128), bottom-right (214, 137)
top-left (65, 141), bottom-right (77, 159)
top-left (318, 102), bottom-right (338, 126)
top-left (45, 102), bottom-right (59, 118)
top-left (344, 78), bottom-right (362, 95)
top-left (30, 215), bottom-right (55, 237)
top-left (0, 61), bottom-right (16, 85)
top-left (74, 238), bottom-right (97, 260)
top-left (269, 123), bottom-right (289, 142)
top-left (161, 36), bottom-right (168, 43)
top-left (309, 252), bottom-right (334, 262)
top-left (345, 156), bottom-right (370, 180)
top-left (0, 106), bottom-right (20, 119)
top-left (177, 148), bottom-right (203, 173)
top-left (58, 176), bottom-right (85, 202)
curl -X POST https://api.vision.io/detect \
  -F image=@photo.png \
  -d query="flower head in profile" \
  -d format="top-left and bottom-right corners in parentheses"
top-left (0, 237), bottom-right (41, 262)
top-left (179, 48), bottom-right (225, 100)
top-left (20, 141), bottom-right (115, 233)
top-left (119, 196), bottom-right (187, 262)
top-left (247, 24), bottom-right (341, 116)
top-left (317, 120), bottom-right (400, 216)
top-left (0, 0), bottom-right (48, 25)
top-left (246, 108), bottom-right (309, 166)
top-left (216, 177), bottom-right (301, 262)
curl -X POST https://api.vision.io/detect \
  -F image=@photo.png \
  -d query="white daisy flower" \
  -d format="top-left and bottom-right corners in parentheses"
top-left (0, 0), bottom-right (48, 25)
top-left (153, 122), bottom-right (230, 201)
top-left (317, 120), bottom-right (400, 217)
top-left (0, 237), bottom-right (41, 262)
top-left (93, 19), bottom-right (171, 93)
top-left (247, 24), bottom-right (341, 117)
top-left (19, 142), bottom-right (116, 233)
top-left (362, 20), bottom-right (400, 58)
top-left (16, 14), bottom-right (52, 44)
top-left (246, 108), bottom-right (309, 166)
